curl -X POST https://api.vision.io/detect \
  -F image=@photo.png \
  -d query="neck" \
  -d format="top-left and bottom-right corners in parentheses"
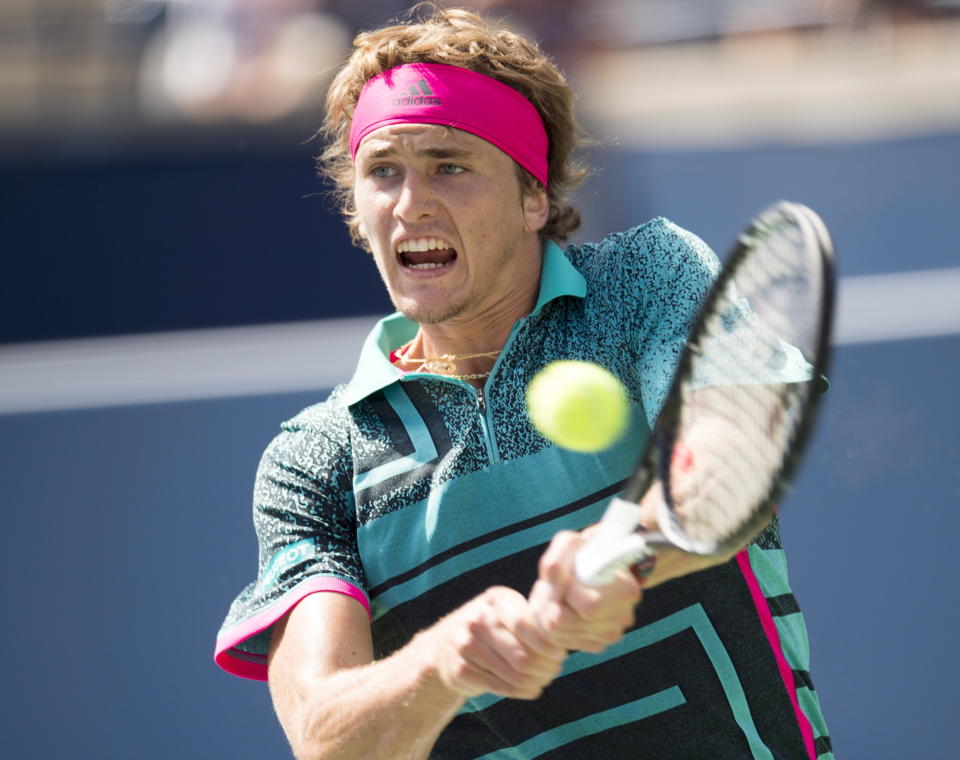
top-left (395, 250), bottom-right (543, 386)
top-left (416, 301), bottom-right (523, 358)
top-left (397, 309), bottom-right (515, 389)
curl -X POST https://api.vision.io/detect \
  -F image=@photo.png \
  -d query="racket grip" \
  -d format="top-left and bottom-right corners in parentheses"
top-left (574, 496), bottom-right (655, 587)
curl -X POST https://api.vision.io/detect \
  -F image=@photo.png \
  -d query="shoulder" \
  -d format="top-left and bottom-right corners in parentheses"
top-left (566, 218), bottom-right (719, 285)
top-left (563, 219), bottom-right (720, 316)
top-left (281, 384), bottom-right (353, 435)
top-left (258, 385), bottom-right (355, 479)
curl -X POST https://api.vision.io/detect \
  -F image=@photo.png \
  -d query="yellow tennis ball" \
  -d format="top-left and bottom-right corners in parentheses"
top-left (526, 360), bottom-right (630, 453)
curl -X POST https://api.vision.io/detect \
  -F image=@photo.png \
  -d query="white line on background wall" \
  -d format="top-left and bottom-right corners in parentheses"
top-left (834, 267), bottom-right (960, 345)
top-left (1, 269), bottom-right (958, 414)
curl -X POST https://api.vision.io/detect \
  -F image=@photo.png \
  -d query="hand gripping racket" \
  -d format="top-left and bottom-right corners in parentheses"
top-left (575, 201), bottom-right (836, 586)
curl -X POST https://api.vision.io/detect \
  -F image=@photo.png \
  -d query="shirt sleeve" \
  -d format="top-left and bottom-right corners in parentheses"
top-left (214, 404), bottom-right (366, 681)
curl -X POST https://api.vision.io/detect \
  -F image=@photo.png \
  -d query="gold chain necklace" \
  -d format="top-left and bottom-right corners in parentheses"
top-left (394, 344), bottom-right (501, 381)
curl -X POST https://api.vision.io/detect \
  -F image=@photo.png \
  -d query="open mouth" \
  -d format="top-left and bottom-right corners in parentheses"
top-left (397, 238), bottom-right (458, 271)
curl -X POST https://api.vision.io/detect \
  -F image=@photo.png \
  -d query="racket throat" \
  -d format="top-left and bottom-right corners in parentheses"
top-left (575, 496), bottom-right (658, 587)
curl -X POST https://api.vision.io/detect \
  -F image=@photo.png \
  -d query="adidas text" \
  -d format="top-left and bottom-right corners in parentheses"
top-left (393, 95), bottom-right (442, 106)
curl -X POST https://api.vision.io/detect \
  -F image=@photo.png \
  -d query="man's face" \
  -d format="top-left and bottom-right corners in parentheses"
top-left (353, 124), bottom-right (548, 325)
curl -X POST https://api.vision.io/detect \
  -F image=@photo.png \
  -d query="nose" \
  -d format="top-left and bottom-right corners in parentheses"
top-left (393, 171), bottom-right (437, 223)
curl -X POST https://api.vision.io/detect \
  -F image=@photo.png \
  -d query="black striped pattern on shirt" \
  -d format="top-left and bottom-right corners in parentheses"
top-left (765, 590), bottom-right (833, 758)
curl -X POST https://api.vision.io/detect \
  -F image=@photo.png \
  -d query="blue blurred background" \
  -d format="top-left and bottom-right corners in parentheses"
top-left (2, 1), bottom-right (959, 757)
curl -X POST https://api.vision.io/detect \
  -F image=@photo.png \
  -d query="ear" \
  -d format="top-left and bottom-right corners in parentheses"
top-left (350, 188), bottom-right (373, 252)
top-left (352, 215), bottom-right (372, 252)
top-left (521, 185), bottom-right (550, 234)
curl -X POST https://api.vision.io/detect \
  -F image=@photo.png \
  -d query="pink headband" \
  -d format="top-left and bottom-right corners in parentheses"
top-left (349, 63), bottom-right (549, 186)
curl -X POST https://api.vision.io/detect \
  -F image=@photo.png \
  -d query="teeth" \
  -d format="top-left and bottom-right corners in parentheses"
top-left (397, 238), bottom-right (451, 253)
top-left (408, 262), bottom-right (445, 270)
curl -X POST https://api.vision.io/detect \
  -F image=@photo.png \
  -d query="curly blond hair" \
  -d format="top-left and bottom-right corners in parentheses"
top-left (319, 5), bottom-right (590, 248)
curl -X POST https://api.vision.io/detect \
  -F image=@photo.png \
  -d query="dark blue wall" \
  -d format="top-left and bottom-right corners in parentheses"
top-left (1, 136), bottom-right (390, 343)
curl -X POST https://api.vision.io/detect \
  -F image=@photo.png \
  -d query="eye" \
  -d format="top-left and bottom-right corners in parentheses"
top-left (439, 163), bottom-right (465, 175)
top-left (370, 165), bottom-right (399, 178)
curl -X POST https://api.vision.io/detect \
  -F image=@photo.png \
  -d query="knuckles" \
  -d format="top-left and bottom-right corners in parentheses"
top-left (509, 646), bottom-right (532, 671)
top-left (448, 657), bottom-right (474, 685)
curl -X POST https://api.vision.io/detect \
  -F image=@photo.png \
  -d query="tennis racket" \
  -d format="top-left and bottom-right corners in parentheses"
top-left (574, 200), bottom-right (836, 586)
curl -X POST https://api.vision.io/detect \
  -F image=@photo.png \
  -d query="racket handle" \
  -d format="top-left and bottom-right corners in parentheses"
top-left (574, 496), bottom-right (655, 587)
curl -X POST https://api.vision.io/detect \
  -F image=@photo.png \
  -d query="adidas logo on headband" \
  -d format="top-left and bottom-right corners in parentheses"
top-left (392, 79), bottom-right (442, 107)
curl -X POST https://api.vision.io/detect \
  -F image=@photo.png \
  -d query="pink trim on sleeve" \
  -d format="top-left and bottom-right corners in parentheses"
top-left (736, 550), bottom-right (817, 760)
top-left (214, 576), bottom-right (370, 681)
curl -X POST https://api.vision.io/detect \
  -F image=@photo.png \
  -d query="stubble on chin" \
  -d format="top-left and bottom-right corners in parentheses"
top-left (395, 297), bottom-right (469, 326)
top-left (387, 271), bottom-right (479, 327)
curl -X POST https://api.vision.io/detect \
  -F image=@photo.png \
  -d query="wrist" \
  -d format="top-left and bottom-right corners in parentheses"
top-left (406, 628), bottom-right (470, 709)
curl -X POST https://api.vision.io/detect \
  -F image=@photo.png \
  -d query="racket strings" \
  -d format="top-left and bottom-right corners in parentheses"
top-left (670, 398), bottom-right (789, 545)
top-left (670, 384), bottom-right (787, 543)
top-left (663, 214), bottom-right (823, 550)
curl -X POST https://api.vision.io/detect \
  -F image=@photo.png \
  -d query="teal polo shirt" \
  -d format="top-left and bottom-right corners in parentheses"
top-left (215, 218), bottom-right (831, 760)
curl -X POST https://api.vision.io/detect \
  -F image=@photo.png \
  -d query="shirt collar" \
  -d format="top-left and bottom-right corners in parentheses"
top-left (343, 240), bottom-right (586, 406)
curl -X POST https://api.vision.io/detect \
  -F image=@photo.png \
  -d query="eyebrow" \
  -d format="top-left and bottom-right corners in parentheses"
top-left (363, 145), bottom-right (476, 161)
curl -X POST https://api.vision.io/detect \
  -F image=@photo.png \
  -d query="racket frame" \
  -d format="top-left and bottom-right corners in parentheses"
top-left (574, 201), bottom-right (836, 587)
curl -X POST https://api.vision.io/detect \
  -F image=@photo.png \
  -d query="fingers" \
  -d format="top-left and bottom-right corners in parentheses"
top-left (471, 591), bottom-right (564, 683)
top-left (531, 571), bottom-right (641, 653)
top-left (426, 520), bottom-right (649, 705)
top-left (536, 530), bottom-right (581, 599)
top-left (429, 587), bottom-right (566, 701)
top-left (531, 530), bottom-right (643, 654)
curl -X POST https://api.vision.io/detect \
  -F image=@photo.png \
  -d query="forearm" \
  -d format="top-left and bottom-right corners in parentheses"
top-left (269, 587), bottom-right (563, 760)
top-left (271, 630), bottom-right (464, 760)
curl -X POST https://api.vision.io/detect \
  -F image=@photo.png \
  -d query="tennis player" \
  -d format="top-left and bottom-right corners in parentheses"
top-left (215, 7), bottom-right (832, 759)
